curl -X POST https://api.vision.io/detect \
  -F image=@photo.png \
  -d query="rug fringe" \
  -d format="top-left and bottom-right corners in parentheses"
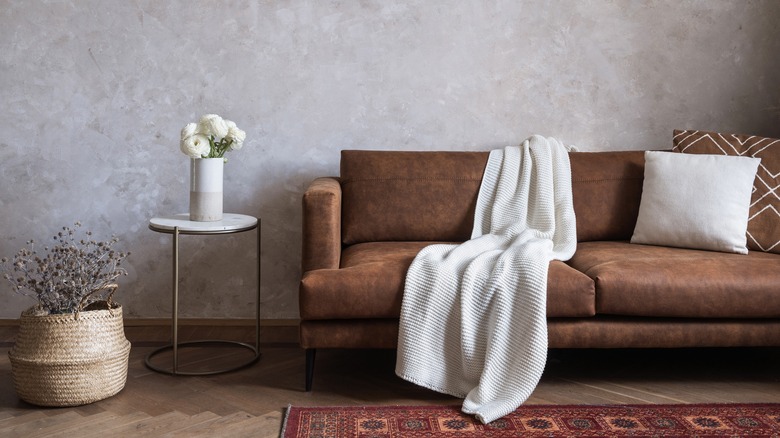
top-left (279, 404), bottom-right (291, 438)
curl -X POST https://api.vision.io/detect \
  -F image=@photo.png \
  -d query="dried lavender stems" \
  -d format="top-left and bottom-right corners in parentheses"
top-left (1, 222), bottom-right (129, 314)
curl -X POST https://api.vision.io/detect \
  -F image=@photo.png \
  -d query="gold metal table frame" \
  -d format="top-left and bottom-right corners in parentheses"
top-left (145, 213), bottom-right (261, 376)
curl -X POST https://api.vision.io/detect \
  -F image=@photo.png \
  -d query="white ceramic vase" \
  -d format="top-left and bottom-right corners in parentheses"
top-left (189, 158), bottom-right (223, 222)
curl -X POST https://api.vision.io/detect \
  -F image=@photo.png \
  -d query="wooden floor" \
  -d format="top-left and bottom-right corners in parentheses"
top-left (1, 325), bottom-right (779, 437)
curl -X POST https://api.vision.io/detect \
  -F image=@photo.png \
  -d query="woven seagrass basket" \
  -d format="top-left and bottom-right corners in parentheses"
top-left (8, 303), bottom-right (131, 407)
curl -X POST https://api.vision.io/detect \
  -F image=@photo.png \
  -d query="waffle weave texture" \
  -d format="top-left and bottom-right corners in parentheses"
top-left (396, 135), bottom-right (577, 424)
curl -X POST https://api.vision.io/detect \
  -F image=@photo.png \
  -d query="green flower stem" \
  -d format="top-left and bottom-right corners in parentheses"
top-left (203, 135), bottom-right (235, 159)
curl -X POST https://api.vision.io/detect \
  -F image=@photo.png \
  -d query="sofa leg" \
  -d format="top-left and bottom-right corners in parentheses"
top-left (305, 348), bottom-right (316, 392)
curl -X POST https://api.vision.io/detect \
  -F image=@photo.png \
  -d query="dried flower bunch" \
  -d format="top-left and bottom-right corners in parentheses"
top-left (180, 114), bottom-right (246, 160)
top-left (1, 222), bottom-right (130, 315)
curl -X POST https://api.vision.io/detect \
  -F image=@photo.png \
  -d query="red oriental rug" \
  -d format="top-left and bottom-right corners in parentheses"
top-left (281, 403), bottom-right (780, 437)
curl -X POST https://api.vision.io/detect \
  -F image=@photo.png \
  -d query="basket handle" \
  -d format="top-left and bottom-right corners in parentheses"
top-left (76, 283), bottom-right (119, 318)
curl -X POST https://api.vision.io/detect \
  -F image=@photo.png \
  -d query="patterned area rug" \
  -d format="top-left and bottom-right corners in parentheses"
top-left (281, 403), bottom-right (780, 437)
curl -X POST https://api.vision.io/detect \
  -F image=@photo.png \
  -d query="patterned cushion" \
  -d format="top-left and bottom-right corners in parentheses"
top-left (673, 129), bottom-right (780, 253)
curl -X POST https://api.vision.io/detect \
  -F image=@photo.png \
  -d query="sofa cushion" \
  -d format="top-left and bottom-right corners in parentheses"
top-left (300, 241), bottom-right (596, 320)
top-left (631, 151), bottom-right (760, 254)
top-left (569, 150), bottom-right (646, 242)
top-left (340, 151), bottom-right (488, 245)
top-left (568, 241), bottom-right (780, 318)
top-left (673, 129), bottom-right (780, 254)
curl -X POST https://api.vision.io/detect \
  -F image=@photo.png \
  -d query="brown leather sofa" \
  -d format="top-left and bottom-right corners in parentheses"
top-left (299, 149), bottom-right (780, 390)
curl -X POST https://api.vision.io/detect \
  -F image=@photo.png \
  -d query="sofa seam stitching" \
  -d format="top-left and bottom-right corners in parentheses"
top-left (572, 177), bottom-right (644, 183)
top-left (341, 177), bottom-right (483, 185)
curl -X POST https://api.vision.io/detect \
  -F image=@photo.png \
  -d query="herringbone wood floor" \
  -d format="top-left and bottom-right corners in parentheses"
top-left (1, 325), bottom-right (779, 437)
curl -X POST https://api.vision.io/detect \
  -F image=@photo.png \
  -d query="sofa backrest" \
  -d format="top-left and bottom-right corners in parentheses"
top-left (340, 150), bottom-right (488, 245)
top-left (570, 150), bottom-right (646, 242)
top-left (340, 149), bottom-right (647, 245)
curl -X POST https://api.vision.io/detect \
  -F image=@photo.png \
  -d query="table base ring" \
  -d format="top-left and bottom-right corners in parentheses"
top-left (145, 340), bottom-right (261, 376)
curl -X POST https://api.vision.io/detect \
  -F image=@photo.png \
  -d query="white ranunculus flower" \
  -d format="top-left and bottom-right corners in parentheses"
top-left (226, 124), bottom-right (246, 150)
top-left (229, 139), bottom-right (244, 151)
top-left (180, 122), bottom-right (197, 140)
top-left (197, 114), bottom-right (229, 139)
top-left (180, 134), bottom-right (211, 158)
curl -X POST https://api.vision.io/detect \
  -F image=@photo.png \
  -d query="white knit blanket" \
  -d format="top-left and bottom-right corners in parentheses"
top-left (396, 135), bottom-right (577, 424)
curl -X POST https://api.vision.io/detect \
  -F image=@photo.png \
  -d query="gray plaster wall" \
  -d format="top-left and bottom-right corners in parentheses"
top-left (1, 1), bottom-right (779, 320)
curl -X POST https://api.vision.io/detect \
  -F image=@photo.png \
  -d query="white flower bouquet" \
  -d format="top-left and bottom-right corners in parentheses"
top-left (180, 114), bottom-right (246, 159)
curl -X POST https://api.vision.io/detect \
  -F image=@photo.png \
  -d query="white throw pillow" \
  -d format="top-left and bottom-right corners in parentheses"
top-left (631, 151), bottom-right (761, 254)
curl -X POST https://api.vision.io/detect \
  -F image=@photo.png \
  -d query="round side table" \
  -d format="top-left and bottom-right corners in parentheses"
top-left (145, 213), bottom-right (261, 375)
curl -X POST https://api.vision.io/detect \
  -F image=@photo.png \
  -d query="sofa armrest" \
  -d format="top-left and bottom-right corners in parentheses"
top-left (302, 177), bottom-right (342, 272)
